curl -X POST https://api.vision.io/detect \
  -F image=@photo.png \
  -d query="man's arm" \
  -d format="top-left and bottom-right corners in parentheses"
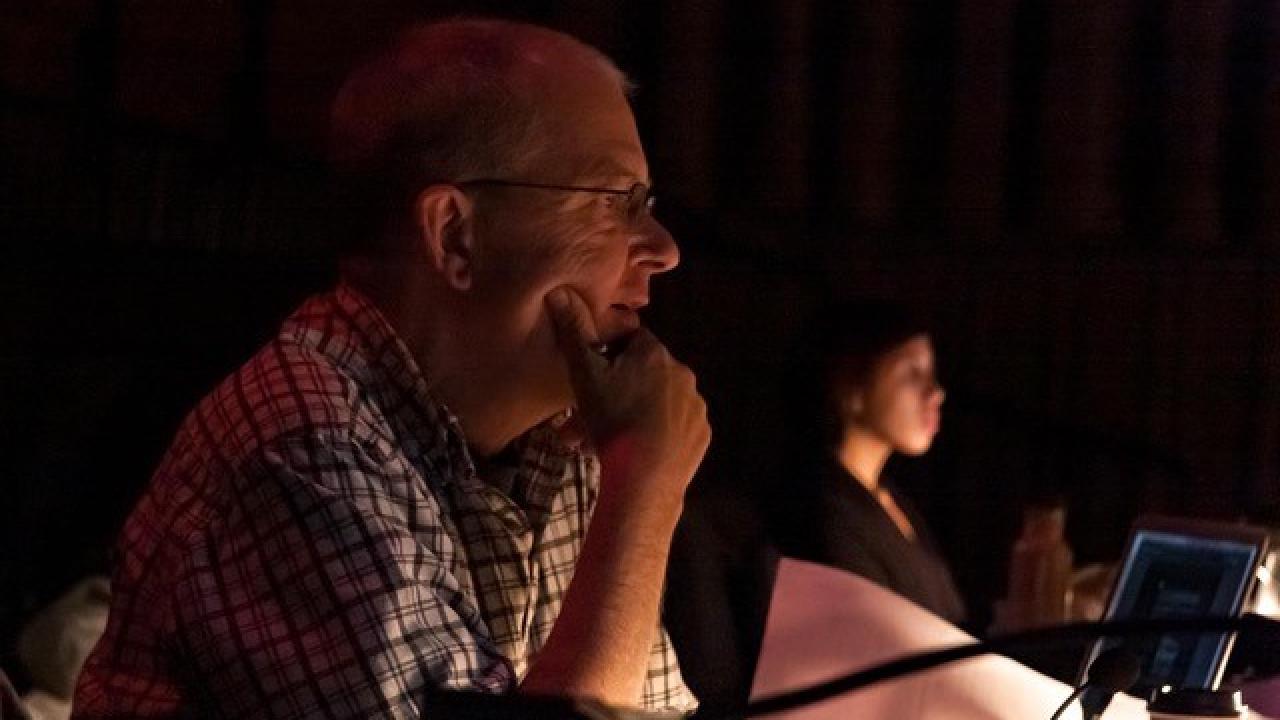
top-left (520, 287), bottom-right (710, 708)
top-left (168, 436), bottom-right (514, 719)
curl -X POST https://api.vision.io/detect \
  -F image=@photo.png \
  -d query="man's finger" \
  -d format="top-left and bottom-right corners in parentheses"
top-left (620, 327), bottom-right (660, 354)
top-left (545, 287), bottom-right (605, 383)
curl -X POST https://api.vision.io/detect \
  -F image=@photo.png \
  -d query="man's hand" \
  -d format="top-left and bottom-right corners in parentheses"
top-left (545, 286), bottom-right (710, 513)
top-left (520, 286), bottom-right (710, 707)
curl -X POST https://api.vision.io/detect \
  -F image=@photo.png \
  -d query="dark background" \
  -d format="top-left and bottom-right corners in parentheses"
top-left (3, 0), bottom-right (1279, 690)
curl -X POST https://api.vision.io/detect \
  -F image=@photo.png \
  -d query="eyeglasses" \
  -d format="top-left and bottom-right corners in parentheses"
top-left (454, 179), bottom-right (655, 226)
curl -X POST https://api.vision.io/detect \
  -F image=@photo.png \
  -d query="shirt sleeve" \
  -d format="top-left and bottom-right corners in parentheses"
top-left (642, 625), bottom-right (700, 714)
top-left (169, 431), bottom-right (513, 719)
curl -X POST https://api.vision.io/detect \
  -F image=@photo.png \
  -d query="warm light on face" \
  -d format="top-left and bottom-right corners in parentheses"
top-left (855, 334), bottom-right (945, 456)
top-left (457, 67), bottom-right (672, 417)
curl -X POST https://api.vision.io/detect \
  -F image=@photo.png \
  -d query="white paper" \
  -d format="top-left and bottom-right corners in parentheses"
top-left (750, 558), bottom-right (1152, 720)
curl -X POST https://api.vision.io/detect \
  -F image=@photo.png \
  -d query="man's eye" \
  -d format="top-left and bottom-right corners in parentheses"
top-left (602, 195), bottom-right (628, 218)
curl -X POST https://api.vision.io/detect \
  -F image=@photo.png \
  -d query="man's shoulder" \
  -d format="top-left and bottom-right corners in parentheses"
top-left (125, 331), bottom-right (416, 560)
top-left (176, 332), bottom-right (391, 473)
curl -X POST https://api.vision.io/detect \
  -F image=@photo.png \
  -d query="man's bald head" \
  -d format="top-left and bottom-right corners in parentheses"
top-left (329, 19), bottom-right (631, 254)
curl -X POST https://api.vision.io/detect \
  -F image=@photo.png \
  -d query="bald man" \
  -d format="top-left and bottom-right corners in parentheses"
top-left (74, 19), bottom-right (707, 718)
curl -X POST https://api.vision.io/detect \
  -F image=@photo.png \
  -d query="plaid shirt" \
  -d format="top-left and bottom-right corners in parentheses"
top-left (73, 284), bottom-right (696, 718)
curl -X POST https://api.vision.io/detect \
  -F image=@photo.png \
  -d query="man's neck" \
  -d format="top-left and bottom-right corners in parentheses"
top-left (345, 271), bottom-right (551, 458)
top-left (432, 372), bottom-right (552, 457)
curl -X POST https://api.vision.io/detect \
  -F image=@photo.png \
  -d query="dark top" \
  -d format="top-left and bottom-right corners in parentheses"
top-left (665, 475), bottom-right (779, 715)
top-left (775, 456), bottom-right (967, 625)
top-left (665, 456), bottom-right (967, 714)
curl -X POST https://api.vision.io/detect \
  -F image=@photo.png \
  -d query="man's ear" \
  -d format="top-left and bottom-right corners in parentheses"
top-left (413, 185), bottom-right (476, 291)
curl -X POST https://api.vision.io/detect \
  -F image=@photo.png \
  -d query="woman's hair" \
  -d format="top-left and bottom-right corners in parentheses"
top-left (791, 298), bottom-right (929, 449)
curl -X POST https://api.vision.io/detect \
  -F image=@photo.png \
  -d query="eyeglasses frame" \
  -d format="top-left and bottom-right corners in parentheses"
top-left (449, 178), bottom-right (655, 225)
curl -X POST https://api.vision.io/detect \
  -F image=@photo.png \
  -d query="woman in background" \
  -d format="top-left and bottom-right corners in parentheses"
top-left (775, 299), bottom-right (965, 625)
top-left (666, 298), bottom-right (966, 712)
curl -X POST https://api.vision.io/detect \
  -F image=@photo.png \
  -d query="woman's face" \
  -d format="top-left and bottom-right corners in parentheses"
top-left (850, 334), bottom-right (945, 455)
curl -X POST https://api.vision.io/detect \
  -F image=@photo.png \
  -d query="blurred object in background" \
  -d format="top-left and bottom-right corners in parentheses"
top-left (1, 671), bottom-right (34, 720)
top-left (10, 577), bottom-right (109, 720)
top-left (1237, 534), bottom-right (1280, 717)
top-left (992, 502), bottom-right (1074, 633)
top-left (1067, 562), bottom-right (1118, 623)
top-left (1252, 541), bottom-right (1279, 619)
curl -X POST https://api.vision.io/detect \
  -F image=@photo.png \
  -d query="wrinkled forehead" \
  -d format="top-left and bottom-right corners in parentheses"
top-left (330, 21), bottom-right (644, 177)
top-left (517, 57), bottom-right (648, 185)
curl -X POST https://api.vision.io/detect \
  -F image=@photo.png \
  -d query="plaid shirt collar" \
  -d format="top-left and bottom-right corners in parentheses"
top-left (283, 281), bottom-right (574, 507)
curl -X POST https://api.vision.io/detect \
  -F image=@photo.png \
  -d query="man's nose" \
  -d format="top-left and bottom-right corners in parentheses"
top-left (633, 217), bottom-right (680, 273)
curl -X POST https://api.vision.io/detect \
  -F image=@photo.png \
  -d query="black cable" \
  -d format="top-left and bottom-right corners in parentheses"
top-left (1047, 685), bottom-right (1087, 720)
top-left (1048, 647), bottom-right (1142, 720)
top-left (699, 614), bottom-right (1267, 719)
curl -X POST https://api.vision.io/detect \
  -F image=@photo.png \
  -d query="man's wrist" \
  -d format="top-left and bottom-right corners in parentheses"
top-left (593, 476), bottom-right (684, 537)
top-left (596, 454), bottom-right (685, 527)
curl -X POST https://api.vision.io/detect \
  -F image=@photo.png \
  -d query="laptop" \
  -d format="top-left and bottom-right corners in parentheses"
top-left (1079, 516), bottom-right (1271, 697)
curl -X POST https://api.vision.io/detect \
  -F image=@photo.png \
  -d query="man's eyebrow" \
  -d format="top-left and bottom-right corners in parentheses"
top-left (580, 153), bottom-right (648, 186)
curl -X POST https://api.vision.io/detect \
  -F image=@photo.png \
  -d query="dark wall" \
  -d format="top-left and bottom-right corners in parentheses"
top-left (3, 0), bottom-right (1279, 649)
